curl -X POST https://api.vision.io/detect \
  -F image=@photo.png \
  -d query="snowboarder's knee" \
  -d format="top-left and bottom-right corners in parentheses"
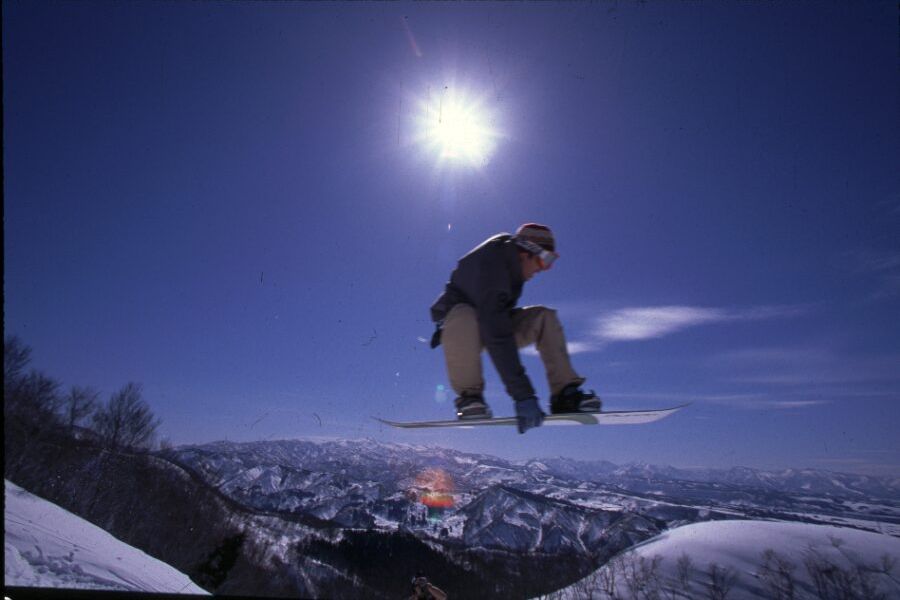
top-left (532, 305), bottom-right (560, 321)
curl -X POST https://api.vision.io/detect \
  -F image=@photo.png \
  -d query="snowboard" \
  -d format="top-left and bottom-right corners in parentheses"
top-left (375, 404), bottom-right (687, 429)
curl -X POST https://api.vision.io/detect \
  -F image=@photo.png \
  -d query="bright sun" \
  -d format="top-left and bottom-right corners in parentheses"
top-left (415, 87), bottom-right (498, 167)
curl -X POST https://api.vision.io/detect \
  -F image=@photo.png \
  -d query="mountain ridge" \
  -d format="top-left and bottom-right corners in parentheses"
top-left (179, 437), bottom-right (900, 500)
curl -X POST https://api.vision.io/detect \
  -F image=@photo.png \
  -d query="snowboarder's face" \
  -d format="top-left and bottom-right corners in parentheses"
top-left (520, 252), bottom-right (545, 281)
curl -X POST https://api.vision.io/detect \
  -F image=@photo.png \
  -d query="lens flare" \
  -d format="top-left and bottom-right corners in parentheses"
top-left (435, 384), bottom-right (448, 404)
top-left (412, 468), bottom-right (455, 516)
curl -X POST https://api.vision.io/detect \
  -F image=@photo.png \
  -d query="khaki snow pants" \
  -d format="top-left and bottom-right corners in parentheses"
top-left (441, 304), bottom-right (585, 398)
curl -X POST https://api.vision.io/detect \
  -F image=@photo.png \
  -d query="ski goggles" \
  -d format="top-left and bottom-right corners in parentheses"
top-left (515, 238), bottom-right (559, 270)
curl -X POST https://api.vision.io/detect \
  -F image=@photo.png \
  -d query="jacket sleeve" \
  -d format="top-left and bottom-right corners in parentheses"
top-left (473, 260), bottom-right (535, 401)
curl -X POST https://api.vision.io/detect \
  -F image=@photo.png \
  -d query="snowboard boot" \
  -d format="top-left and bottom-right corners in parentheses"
top-left (550, 384), bottom-right (602, 414)
top-left (455, 394), bottom-right (493, 420)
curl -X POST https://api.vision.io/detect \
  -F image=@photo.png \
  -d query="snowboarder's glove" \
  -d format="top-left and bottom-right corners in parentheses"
top-left (515, 396), bottom-right (545, 434)
top-left (430, 323), bottom-right (443, 349)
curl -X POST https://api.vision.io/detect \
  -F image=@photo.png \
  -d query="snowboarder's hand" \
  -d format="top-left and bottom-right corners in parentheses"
top-left (515, 396), bottom-right (545, 434)
top-left (429, 324), bottom-right (443, 349)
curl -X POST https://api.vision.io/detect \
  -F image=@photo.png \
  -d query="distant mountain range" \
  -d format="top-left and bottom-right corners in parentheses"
top-left (166, 438), bottom-right (900, 553)
top-left (535, 457), bottom-right (900, 499)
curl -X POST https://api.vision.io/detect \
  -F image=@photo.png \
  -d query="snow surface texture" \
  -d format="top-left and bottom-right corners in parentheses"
top-left (560, 519), bottom-right (900, 599)
top-left (4, 480), bottom-right (208, 594)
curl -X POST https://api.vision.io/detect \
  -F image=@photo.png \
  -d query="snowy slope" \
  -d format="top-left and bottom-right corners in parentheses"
top-left (4, 480), bottom-right (208, 594)
top-left (559, 519), bottom-right (900, 599)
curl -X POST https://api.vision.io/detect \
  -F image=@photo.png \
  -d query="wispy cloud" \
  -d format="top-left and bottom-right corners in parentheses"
top-left (522, 341), bottom-right (599, 357)
top-left (693, 394), bottom-right (829, 410)
top-left (603, 391), bottom-right (830, 410)
top-left (593, 304), bottom-right (804, 343)
top-left (767, 400), bottom-right (829, 409)
top-left (715, 346), bottom-right (900, 386)
top-left (847, 248), bottom-right (900, 274)
top-left (843, 248), bottom-right (900, 300)
top-left (566, 341), bottom-right (600, 355)
top-left (595, 306), bottom-right (725, 341)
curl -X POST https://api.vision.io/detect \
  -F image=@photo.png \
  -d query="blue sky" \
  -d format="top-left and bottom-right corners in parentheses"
top-left (4, 1), bottom-right (898, 475)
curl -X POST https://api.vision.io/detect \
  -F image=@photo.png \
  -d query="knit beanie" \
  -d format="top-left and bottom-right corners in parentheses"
top-left (515, 223), bottom-right (555, 252)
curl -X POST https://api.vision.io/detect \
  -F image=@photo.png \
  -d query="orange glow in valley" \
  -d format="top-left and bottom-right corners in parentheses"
top-left (414, 468), bottom-right (455, 509)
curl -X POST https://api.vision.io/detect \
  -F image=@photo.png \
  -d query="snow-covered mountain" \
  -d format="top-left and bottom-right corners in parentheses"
top-left (170, 439), bottom-right (900, 504)
top-left (559, 519), bottom-right (900, 600)
top-left (458, 484), bottom-right (657, 554)
top-left (165, 438), bottom-right (900, 552)
top-left (537, 457), bottom-right (900, 499)
top-left (4, 480), bottom-right (208, 594)
top-left (168, 438), bottom-right (664, 553)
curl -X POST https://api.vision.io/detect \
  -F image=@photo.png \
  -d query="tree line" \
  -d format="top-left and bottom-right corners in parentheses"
top-left (537, 540), bottom-right (898, 600)
top-left (5, 335), bottom-right (161, 451)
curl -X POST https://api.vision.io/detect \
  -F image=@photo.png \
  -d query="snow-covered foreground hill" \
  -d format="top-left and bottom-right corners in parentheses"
top-left (4, 480), bottom-right (208, 594)
top-left (559, 520), bottom-right (900, 599)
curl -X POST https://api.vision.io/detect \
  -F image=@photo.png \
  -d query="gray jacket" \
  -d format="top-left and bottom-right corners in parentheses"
top-left (430, 234), bottom-right (535, 401)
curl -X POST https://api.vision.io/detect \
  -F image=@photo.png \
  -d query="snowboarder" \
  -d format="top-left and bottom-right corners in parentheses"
top-left (430, 223), bottom-right (600, 433)
top-left (410, 574), bottom-right (448, 600)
